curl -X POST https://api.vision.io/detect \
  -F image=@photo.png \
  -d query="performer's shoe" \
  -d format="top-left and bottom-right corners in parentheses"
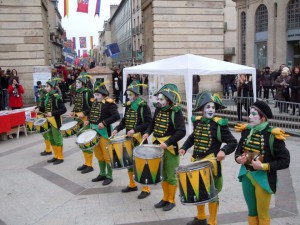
top-left (77, 164), bottom-right (87, 171)
top-left (121, 186), bottom-right (138, 193)
top-left (47, 158), bottom-right (57, 163)
top-left (53, 159), bottom-right (64, 165)
top-left (92, 175), bottom-right (106, 182)
top-left (102, 178), bottom-right (113, 186)
top-left (187, 217), bottom-right (207, 225)
top-left (40, 151), bottom-right (52, 156)
top-left (154, 200), bottom-right (168, 208)
top-left (163, 202), bottom-right (175, 211)
top-left (137, 191), bottom-right (150, 199)
top-left (81, 166), bottom-right (93, 174)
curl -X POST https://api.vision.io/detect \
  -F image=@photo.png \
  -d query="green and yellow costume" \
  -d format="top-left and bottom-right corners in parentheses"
top-left (88, 82), bottom-right (120, 184)
top-left (114, 81), bottom-right (153, 198)
top-left (145, 84), bottom-right (186, 211)
top-left (182, 91), bottom-right (237, 225)
top-left (235, 101), bottom-right (290, 225)
top-left (40, 79), bottom-right (67, 164)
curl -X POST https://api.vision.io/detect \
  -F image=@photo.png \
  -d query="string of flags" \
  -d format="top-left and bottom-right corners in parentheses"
top-left (64, 0), bottom-right (101, 18)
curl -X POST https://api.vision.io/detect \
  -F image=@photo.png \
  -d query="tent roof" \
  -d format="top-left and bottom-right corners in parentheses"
top-left (123, 54), bottom-right (255, 75)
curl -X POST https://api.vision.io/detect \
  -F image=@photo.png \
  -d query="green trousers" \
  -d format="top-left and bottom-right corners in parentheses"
top-left (42, 132), bottom-right (49, 140)
top-left (48, 126), bottom-right (63, 146)
top-left (162, 149), bottom-right (179, 185)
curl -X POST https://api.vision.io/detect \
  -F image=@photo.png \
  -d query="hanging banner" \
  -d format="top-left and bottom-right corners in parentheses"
top-left (90, 36), bottom-right (93, 50)
top-left (77, 0), bottom-right (89, 13)
top-left (72, 37), bottom-right (76, 49)
top-left (78, 49), bottom-right (80, 57)
top-left (64, 0), bottom-right (69, 17)
top-left (95, 0), bottom-right (101, 17)
top-left (79, 37), bottom-right (87, 48)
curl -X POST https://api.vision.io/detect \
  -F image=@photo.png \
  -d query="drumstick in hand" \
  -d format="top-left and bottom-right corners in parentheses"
top-left (139, 138), bottom-right (146, 146)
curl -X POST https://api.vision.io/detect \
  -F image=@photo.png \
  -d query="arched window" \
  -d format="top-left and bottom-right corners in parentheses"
top-left (241, 12), bottom-right (246, 65)
top-left (255, 4), bottom-right (268, 32)
top-left (287, 0), bottom-right (300, 29)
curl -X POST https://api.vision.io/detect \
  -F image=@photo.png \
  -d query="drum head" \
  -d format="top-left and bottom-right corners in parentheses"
top-left (34, 118), bottom-right (46, 126)
top-left (133, 144), bottom-right (163, 159)
top-left (77, 130), bottom-right (97, 144)
top-left (177, 161), bottom-right (212, 172)
top-left (109, 137), bottom-right (130, 144)
top-left (60, 121), bottom-right (78, 131)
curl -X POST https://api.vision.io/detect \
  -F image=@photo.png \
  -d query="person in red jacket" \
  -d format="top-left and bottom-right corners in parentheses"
top-left (8, 78), bottom-right (24, 110)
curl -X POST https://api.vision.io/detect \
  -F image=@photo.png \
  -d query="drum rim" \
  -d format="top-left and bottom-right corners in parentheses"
top-left (60, 121), bottom-right (78, 131)
top-left (77, 129), bottom-right (98, 144)
top-left (176, 161), bottom-right (212, 172)
top-left (133, 144), bottom-right (164, 158)
top-left (78, 136), bottom-right (100, 151)
top-left (26, 118), bottom-right (36, 122)
top-left (108, 137), bottom-right (132, 144)
top-left (34, 118), bottom-right (47, 125)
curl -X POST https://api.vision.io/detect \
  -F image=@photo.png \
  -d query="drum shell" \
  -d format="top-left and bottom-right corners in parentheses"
top-left (60, 121), bottom-right (83, 138)
top-left (133, 144), bottom-right (164, 185)
top-left (106, 137), bottom-right (134, 170)
top-left (34, 118), bottom-right (50, 134)
top-left (76, 130), bottom-right (100, 151)
top-left (26, 118), bottom-right (36, 132)
top-left (176, 161), bottom-right (218, 205)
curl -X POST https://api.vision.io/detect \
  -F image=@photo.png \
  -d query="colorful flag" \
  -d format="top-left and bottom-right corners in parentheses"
top-left (64, 0), bottom-right (69, 17)
top-left (83, 50), bottom-right (88, 58)
top-left (90, 36), bottom-right (93, 49)
top-left (77, 0), bottom-right (89, 13)
top-left (94, 0), bottom-right (101, 17)
top-left (72, 37), bottom-right (76, 49)
top-left (78, 49), bottom-right (80, 57)
top-left (79, 37), bottom-right (86, 48)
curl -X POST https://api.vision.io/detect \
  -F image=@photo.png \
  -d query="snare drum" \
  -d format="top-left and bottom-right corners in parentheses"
top-left (34, 118), bottom-right (50, 134)
top-left (76, 130), bottom-right (100, 151)
top-left (133, 144), bottom-right (164, 185)
top-left (176, 161), bottom-right (218, 205)
top-left (106, 137), bottom-right (134, 169)
top-left (26, 118), bottom-right (36, 132)
top-left (60, 121), bottom-right (82, 138)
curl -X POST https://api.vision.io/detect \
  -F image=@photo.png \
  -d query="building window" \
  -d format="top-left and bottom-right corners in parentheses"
top-left (256, 42), bottom-right (267, 69)
top-left (241, 12), bottom-right (246, 65)
top-left (288, 0), bottom-right (300, 29)
top-left (255, 4), bottom-right (268, 32)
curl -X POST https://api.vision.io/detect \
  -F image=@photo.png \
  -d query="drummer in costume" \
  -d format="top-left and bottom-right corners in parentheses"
top-left (35, 87), bottom-right (53, 156)
top-left (112, 81), bottom-right (153, 199)
top-left (234, 101), bottom-right (290, 225)
top-left (70, 74), bottom-right (94, 174)
top-left (84, 82), bottom-right (120, 185)
top-left (38, 78), bottom-right (67, 164)
top-left (179, 91), bottom-right (237, 225)
top-left (143, 84), bottom-right (186, 211)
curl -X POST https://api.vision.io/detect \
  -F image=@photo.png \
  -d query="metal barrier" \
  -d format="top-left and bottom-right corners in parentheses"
top-left (181, 97), bottom-right (300, 135)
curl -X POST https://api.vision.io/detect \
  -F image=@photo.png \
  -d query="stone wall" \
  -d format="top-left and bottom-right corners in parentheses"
top-left (0, 0), bottom-right (50, 105)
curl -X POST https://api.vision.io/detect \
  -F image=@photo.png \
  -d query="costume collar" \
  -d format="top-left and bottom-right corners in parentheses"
top-left (131, 97), bottom-right (141, 111)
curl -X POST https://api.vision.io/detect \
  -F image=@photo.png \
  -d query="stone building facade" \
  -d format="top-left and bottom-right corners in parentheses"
top-left (0, 0), bottom-right (64, 104)
top-left (132, 0), bottom-right (143, 65)
top-left (234, 0), bottom-right (300, 70)
top-left (141, 0), bottom-right (227, 96)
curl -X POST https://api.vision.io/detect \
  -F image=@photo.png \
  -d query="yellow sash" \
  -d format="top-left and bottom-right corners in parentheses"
top-left (191, 153), bottom-right (218, 177)
top-left (152, 136), bottom-right (176, 155)
top-left (47, 116), bottom-right (58, 129)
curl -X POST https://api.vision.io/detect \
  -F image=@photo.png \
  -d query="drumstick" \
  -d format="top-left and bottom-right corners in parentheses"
top-left (109, 135), bottom-right (127, 140)
top-left (139, 138), bottom-right (146, 146)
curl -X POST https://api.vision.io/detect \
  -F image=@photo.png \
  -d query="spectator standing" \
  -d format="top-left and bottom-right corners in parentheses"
top-left (289, 66), bottom-right (300, 115)
top-left (193, 75), bottom-right (201, 99)
top-left (8, 78), bottom-right (24, 110)
top-left (112, 68), bottom-right (121, 103)
top-left (8, 69), bottom-right (19, 84)
top-left (236, 74), bottom-right (253, 121)
top-left (274, 67), bottom-right (291, 113)
top-left (261, 66), bottom-right (273, 100)
top-left (220, 74), bottom-right (230, 98)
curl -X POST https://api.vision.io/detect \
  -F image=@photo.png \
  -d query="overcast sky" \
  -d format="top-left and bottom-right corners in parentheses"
top-left (57, 0), bottom-right (121, 51)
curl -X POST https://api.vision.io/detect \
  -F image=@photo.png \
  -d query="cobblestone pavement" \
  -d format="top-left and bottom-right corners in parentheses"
top-left (0, 105), bottom-right (299, 225)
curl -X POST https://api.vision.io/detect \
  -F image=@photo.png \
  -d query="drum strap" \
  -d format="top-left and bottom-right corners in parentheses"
top-left (152, 136), bottom-right (176, 155)
top-left (217, 125), bottom-right (222, 143)
top-left (269, 134), bottom-right (274, 157)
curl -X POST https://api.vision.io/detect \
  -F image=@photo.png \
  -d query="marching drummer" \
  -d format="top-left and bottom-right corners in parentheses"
top-left (178, 91), bottom-right (237, 225)
top-left (143, 84), bottom-right (186, 211)
top-left (37, 78), bottom-right (67, 165)
top-left (34, 83), bottom-right (52, 156)
top-left (234, 101), bottom-right (290, 225)
top-left (84, 82), bottom-right (120, 185)
top-left (70, 74), bottom-right (94, 174)
top-left (112, 80), bottom-right (153, 199)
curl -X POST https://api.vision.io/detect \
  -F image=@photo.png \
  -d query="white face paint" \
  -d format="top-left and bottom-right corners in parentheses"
top-left (45, 84), bottom-right (52, 93)
top-left (127, 91), bottom-right (136, 102)
top-left (76, 80), bottom-right (82, 89)
top-left (203, 102), bottom-right (216, 119)
top-left (94, 93), bottom-right (103, 102)
top-left (249, 108), bottom-right (262, 126)
top-left (157, 93), bottom-right (168, 108)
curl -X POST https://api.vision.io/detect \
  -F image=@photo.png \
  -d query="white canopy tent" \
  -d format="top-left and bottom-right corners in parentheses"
top-left (123, 54), bottom-right (256, 133)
